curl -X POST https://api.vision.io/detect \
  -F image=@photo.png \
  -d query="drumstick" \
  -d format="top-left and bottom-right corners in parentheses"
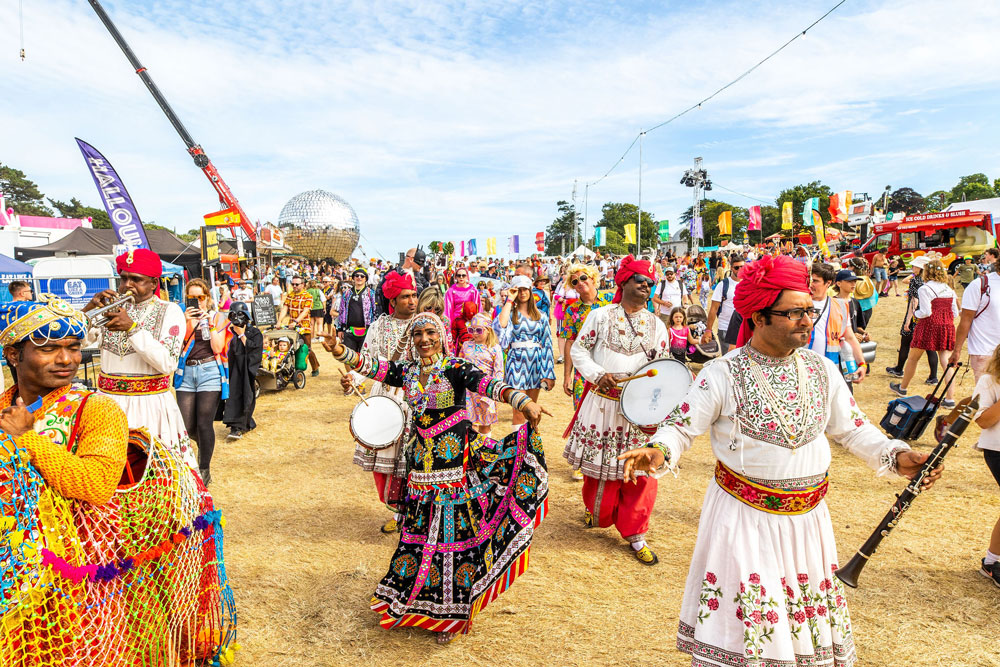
top-left (339, 368), bottom-right (370, 406)
top-left (616, 368), bottom-right (659, 384)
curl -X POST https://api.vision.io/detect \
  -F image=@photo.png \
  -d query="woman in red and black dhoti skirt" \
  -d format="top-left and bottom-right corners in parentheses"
top-left (330, 312), bottom-right (550, 644)
top-left (891, 259), bottom-right (959, 407)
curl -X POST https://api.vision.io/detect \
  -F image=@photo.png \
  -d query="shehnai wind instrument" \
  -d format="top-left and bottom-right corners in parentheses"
top-left (835, 394), bottom-right (979, 588)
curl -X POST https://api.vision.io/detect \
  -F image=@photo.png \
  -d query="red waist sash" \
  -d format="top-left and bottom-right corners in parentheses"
top-left (714, 461), bottom-right (828, 515)
top-left (98, 373), bottom-right (171, 396)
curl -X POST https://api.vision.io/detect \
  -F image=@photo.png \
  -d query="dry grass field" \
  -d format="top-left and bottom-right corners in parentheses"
top-left (208, 292), bottom-right (1000, 666)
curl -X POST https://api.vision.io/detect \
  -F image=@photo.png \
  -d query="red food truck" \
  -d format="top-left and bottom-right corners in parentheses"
top-left (847, 209), bottom-right (996, 269)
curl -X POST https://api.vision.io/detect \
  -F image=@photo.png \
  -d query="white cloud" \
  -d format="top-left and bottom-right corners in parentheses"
top-left (1, 0), bottom-right (998, 254)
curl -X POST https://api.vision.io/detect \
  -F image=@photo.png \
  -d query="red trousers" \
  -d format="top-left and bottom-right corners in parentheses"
top-left (582, 475), bottom-right (657, 544)
top-left (373, 472), bottom-right (390, 503)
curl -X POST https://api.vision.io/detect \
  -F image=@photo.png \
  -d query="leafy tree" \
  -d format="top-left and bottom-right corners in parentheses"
top-left (924, 190), bottom-right (949, 213)
top-left (545, 200), bottom-right (581, 255)
top-left (595, 202), bottom-right (656, 253)
top-left (0, 163), bottom-right (52, 216)
top-left (887, 187), bottom-right (925, 215)
top-left (443, 241), bottom-right (455, 255)
top-left (948, 173), bottom-right (994, 203)
top-left (49, 197), bottom-right (111, 228)
top-left (178, 229), bottom-right (200, 242)
top-left (994, 178), bottom-right (1000, 197)
top-left (678, 199), bottom-right (752, 244)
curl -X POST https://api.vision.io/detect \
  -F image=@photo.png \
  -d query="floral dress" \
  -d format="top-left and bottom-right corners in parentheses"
top-left (348, 354), bottom-right (548, 634)
top-left (558, 293), bottom-right (613, 409)
top-left (459, 341), bottom-right (504, 426)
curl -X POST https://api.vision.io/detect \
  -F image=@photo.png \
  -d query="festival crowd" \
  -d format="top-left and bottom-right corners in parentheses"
top-left (2, 238), bottom-right (999, 664)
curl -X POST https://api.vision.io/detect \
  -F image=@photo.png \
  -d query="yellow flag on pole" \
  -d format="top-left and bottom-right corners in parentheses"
top-left (781, 202), bottom-right (793, 229)
top-left (624, 224), bottom-right (636, 244)
top-left (717, 210), bottom-right (732, 236)
top-left (486, 237), bottom-right (497, 254)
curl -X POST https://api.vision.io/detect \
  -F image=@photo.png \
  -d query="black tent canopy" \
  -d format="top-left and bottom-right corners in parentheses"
top-left (15, 228), bottom-right (202, 276)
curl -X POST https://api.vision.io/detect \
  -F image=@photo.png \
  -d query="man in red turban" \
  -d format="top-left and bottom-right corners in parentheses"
top-left (612, 255), bottom-right (655, 304)
top-left (731, 254), bottom-right (810, 346)
top-left (382, 272), bottom-right (416, 314)
top-left (81, 247), bottom-right (199, 473)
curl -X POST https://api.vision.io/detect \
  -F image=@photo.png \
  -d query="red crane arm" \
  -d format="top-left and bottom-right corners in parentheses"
top-left (189, 145), bottom-right (257, 241)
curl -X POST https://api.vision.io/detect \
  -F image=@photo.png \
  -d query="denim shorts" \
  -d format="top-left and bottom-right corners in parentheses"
top-left (178, 361), bottom-right (221, 392)
top-left (872, 267), bottom-right (887, 281)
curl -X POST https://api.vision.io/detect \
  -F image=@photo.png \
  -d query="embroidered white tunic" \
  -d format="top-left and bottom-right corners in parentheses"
top-left (649, 345), bottom-right (909, 667)
top-left (351, 314), bottom-right (414, 474)
top-left (562, 304), bottom-right (669, 480)
top-left (87, 296), bottom-right (197, 470)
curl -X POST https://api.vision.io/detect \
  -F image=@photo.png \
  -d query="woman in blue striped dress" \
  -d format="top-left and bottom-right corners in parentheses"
top-left (495, 274), bottom-right (556, 427)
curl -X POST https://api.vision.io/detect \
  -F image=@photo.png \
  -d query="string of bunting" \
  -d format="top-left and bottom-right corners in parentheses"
top-left (40, 509), bottom-right (225, 584)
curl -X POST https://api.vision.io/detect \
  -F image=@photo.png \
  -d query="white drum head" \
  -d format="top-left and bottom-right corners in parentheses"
top-left (350, 395), bottom-right (405, 449)
top-left (619, 359), bottom-right (693, 428)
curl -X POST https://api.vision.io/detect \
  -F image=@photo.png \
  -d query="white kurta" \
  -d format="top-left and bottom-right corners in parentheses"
top-left (563, 304), bottom-right (669, 480)
top-left (88, 296), bottom-right (198, 470)
top-left (351, 314), bottom-right (413, 474)
top-left (650, 344), bottom-right (909, 667)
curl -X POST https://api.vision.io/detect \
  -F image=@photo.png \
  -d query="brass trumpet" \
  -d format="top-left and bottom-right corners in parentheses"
top-left (87, 292), bottom-right (135, 328)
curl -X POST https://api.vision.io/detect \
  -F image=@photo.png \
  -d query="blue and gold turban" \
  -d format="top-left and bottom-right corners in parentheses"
top-left (0, 295), bottom-right (89, 348)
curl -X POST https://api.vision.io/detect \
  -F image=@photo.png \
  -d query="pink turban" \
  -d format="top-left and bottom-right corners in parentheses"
top-left (382, 271), bottom-right (415, 313)
top-left (612, 255), bottom-right (655, 304)
top-left (732, 255), bottom-right (810, 346)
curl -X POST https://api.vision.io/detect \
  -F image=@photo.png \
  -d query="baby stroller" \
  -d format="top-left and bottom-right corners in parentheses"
top-left (256, 328), bottom-right (307, 392)
top-left (685, 304), bottom-right (721, 364)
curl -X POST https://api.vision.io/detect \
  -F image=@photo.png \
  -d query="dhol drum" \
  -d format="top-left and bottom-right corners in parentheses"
top-left (349, 395), bottom-right (406, 450)
top-left (619, 358), bottom-right (693, 434)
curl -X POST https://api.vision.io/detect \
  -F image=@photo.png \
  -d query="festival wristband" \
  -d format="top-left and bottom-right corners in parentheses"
top-left (647, 442), bottom-right (671, 467)
top-left (126, 321), bottom-right (139, 335)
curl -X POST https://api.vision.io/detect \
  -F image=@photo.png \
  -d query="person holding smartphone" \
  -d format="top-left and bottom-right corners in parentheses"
top-left (494, 274), bottom-right (556, 428)
top-left (175, 278), bottom-right (231, 484)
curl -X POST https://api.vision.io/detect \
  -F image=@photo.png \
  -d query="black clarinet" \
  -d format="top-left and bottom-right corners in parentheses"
top-left (834, 394), bottom-right (979, 588)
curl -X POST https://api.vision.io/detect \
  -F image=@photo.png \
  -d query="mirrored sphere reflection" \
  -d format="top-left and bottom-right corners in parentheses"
top-left (277, 189), bottom-right (360, 263)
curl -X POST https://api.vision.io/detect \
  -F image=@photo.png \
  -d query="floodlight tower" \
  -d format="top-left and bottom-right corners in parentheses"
top-left (680, 157), bottom-right (712, 251)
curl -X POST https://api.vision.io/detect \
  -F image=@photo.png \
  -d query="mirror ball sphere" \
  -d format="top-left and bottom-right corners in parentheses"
top-left (277, 189), bottom-right (360, 263)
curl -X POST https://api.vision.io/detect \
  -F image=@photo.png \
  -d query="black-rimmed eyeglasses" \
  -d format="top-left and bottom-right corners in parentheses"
top-left (763, 307), bottom-right (821, 321)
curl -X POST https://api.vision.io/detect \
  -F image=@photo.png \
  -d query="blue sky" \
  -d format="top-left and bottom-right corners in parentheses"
top-left (1, 0), bottom-right (998, 259)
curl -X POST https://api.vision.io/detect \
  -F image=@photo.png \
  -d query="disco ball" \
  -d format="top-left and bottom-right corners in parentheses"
top-left (277, 189), bottom-right (360, 263)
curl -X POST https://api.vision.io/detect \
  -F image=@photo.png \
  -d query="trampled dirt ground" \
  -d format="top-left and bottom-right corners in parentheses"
top-left (210, 293), bottom-right (1000, 666)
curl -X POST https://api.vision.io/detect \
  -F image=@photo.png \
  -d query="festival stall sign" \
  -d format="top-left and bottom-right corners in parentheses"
top-left (75, 138), bottom-right (150, 251)
top-left (253, 293), bottom-right (278, 327)
top-left (260, 224), bottom-right (287, 250)
top-left (200, 227), bottom-right (221, 266)
top-left (896, 209), bottom-right (988, 231)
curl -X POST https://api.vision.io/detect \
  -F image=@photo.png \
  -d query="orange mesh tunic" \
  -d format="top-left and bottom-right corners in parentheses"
top-left (0, 385), bottom-right (128, 506)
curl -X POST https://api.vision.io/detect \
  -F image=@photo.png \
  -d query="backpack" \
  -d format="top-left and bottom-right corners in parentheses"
top-left (719, 277), bottom-right (743, 345)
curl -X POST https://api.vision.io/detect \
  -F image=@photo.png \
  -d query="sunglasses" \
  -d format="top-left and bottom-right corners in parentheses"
top-left (468, 327), bottom-right (486, 334)
top-left (570, 275), bottom-right (590, 286)
top-left (456, 273), bottom-right (468, 278)
top-left (352, 274), bottom-right (366, 279)
top-left (291, 282), bottom-right (302, 286)
top-left (632, 275), bottom-right (655, 286)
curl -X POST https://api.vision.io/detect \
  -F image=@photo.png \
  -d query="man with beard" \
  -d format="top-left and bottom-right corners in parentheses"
top-left (620, 254), bottom-right (940, 667)
top-left (83, 249), bottom-right (197, 471)
top-left (562, 255), bottom-right (669, 565)
top-left (376, 247), bottom-right (429, 316)
top-left (329, 272), bottom-right (419, 534)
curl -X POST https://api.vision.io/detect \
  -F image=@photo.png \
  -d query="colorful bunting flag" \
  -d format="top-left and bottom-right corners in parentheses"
top-left (509, 235), bottom-right (519, 253)
top-left (485, 237), bottom-right (497, 254)
top-left (718, 210), bottom-right (732, 236)
top-left (828, 193), bottom-right (840, 222)
top-left (748, 206), bottom-right (761, 232)
top-left (459, 240), bottom-right (465, 256)
top-left (594, 227), bottom-right (606, 247)
top-left (802, 197), bottom-right (820, 227)
top-left (624, 224), bottom-right (637, 244)
top-left (535, 232), bottom-right (545, 252)
top-left (468, 239), bottom-right (478, 255)
top-left (781, 202), bottom-right (793, 229)
top-left (658, 220), bottom-right (670, 242)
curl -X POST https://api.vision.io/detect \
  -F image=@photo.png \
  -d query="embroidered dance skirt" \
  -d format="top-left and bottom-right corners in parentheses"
top-left (676, 482), bottom-right (856, 667)
top-left (371, 424), bottom-right (548, 634)
top-left (563, 392), bottom-right (649, 480)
